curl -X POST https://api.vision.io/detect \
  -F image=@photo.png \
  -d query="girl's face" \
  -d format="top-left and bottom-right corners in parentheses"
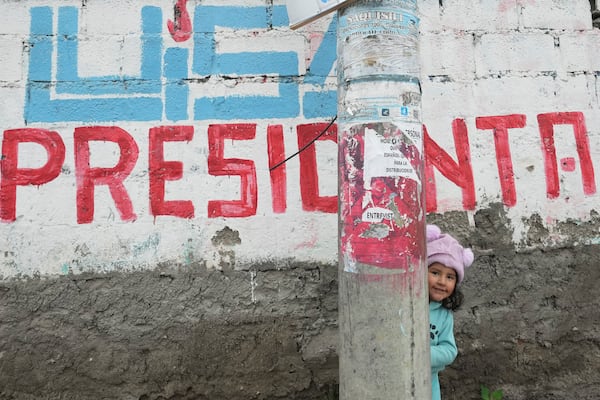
top-left (428, 262), bottom-right (457, 302)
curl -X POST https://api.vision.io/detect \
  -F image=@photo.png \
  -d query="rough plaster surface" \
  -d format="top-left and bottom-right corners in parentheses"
top-left (429, 207), bottom-right (600, 400)
top-left (2, 206), bottom-right (600, 399)
top-left (0, 262), bottom-right (339, 400)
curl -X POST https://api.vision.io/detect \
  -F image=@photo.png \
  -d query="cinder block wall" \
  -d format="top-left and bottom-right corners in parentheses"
top-left (0, 1), bottom-right (599, 399)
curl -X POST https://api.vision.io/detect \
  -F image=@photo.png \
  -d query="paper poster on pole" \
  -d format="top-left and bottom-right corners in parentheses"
top-left (339, 120), bottom-right (425, 274)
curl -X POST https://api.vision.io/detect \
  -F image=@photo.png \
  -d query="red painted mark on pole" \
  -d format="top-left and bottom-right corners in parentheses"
top-left (167, 0), bottom-right (192, 43)
top-left (207, 124), bottom-right (258, 218)
top-left (0, 129), bottom-right (66, 222)
top-left (149, 125), bottom-right (194, 219)
top-left (537, 112), bottom-right (596, 198)
top-left (75, 126), bottom-right (138, 224)
top-left (297, 123), bottom-right (337, 213)
top-left (476, 114), bottom-right (526, 207)
top-left (424, 119), bottom-right (476, 212)
top-left (267, 124), bottom-right (287, 213)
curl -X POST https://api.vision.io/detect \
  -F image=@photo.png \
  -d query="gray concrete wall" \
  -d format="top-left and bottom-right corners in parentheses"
top-left (0, 261), bottom-right (339, 399)
top-left (431, 208), bottom-right (600, 400)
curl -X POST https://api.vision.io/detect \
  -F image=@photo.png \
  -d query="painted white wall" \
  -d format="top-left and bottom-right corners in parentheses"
top-left (0, 0), bottom-right (598, 277)
top-left (419, 0), bottom-right (600, 244)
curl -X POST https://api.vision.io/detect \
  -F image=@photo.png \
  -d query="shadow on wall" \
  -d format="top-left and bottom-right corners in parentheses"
top-left (591, 0), bottom-right (600, 28)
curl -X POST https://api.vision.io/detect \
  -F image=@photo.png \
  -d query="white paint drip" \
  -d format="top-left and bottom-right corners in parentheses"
top-left (250, 270), bottom-right (257, 303)
top-left (398, 309), bottom-right (408, 337)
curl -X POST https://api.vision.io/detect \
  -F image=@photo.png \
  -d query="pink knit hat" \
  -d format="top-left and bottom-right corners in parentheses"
top-left (426, 224), bottom-right (474, 284)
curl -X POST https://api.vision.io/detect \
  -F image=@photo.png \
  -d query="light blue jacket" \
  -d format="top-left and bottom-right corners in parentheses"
top-left (429, 301), bottom-right (458, 400)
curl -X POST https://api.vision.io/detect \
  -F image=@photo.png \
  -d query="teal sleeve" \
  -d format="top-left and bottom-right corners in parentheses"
top-left (430, 313), bottom-right (458, 373)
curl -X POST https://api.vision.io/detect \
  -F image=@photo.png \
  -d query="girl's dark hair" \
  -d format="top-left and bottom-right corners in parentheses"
top-left (441, 286), bottom-right (463, 311)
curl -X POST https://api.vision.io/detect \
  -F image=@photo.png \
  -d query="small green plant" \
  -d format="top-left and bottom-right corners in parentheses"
top-left (481, 385), bottom-right (503, 400)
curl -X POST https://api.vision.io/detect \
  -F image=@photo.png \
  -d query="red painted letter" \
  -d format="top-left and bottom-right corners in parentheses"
top-left (167, 0), bottom-right (192, 42)
top-left (476, 114), bottom-right (526, 207)
top-left (537, 112), bottom-right (596, 199)
top-left (207, 124), bottom-right (257, 218)
top-left (267, 124), bottom-right (287, 213)
top-left (424, 120), bottom-right (476, 212)
top-left (75, 127), bottom-right (138, 224)
top-left (149, 126), bottom-right (194, 218)
top-left (297, 123), bottom-right (337, 213)
top-left (0, 129), bottom-right (66, 222)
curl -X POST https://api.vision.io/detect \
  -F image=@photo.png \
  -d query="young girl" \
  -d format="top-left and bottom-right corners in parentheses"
top-left (427, 224), bottom-right (474, 400)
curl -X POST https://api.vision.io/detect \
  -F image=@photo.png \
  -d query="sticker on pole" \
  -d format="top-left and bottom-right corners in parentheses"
top-left (339, 121), bottom-right (425, 274)
top-left (286, 0), bottom-right (357, 30)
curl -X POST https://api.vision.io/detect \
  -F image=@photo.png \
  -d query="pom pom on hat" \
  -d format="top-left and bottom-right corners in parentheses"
top-left (426, 224), bottom-right (474, 284)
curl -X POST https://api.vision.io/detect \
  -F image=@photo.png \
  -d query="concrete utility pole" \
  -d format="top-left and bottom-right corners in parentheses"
top-left (336, 1), bottom-right (430, 398)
